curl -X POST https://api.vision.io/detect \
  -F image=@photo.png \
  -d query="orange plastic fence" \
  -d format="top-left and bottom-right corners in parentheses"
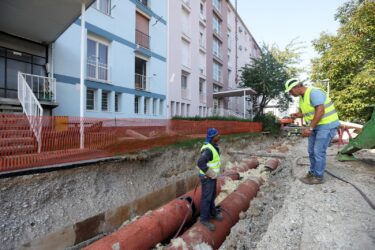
top-left (0, 114), bottom-right (262, 172)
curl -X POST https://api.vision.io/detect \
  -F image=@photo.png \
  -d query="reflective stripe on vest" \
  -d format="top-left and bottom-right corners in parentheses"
top-left (199, 143), bottom-right (221, 174)
top-left (299, 87), bottom-right (339, 125)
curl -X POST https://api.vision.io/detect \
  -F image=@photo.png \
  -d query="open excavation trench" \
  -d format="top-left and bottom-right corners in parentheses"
top-left (0, 134), bottom-right (286, 250)
top-left (5, 135), bottom-right (375, 250)
top-left (2, 134), bottom-right (374, 250)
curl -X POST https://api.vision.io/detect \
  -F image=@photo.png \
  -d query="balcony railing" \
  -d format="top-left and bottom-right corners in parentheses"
top-left (20, 73), bottom-right (57, 102)
top-left (136, 30), bottom-right (150, 49)
top-left (87, 58), bottom-right (109, 81)
top-left (135, 73), bottom-right (150, 91)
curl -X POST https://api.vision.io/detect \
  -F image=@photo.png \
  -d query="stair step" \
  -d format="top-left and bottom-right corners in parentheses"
top-left (0, 130), bottom-right (33, 138)
top-left (0, 124), bottom-right (31, 130)
top-left (0, 144), bottom-right (37, 156)
top-left (0, 137), bottom-right (35, 146)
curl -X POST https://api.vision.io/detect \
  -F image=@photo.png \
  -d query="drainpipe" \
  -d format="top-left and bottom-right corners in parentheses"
top-left (84, 158), bottom-right (259, 250)
top-left (80, 3), bottom-right (86, 149)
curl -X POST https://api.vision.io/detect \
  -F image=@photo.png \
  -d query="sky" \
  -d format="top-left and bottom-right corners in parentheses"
top-left (233, 0), bottom-right (348, 78)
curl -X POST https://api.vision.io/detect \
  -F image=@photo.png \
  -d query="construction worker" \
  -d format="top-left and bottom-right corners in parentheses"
top-left (196, 128), bottom-right (223, 231)
top-left (285, 78), bottom-right (340, 184)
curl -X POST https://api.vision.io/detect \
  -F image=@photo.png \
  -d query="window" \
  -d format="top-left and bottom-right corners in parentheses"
top-left (213, 62), bottom-right (221, 82)
top-left (153, 99), bottom-right (157, 115)
top-left (86, 89), bottom-right (96, 110)
top-left (199, 32), bottom-right (204, 48)
top-left (199, 78), bottom-right (206, 103)
top-left (181, 9), bottom-right (190, 36)
top-left (136, 12), bottom-right (150, 49)
top-left (212, 14), bottom-right (221, 34)
top-left (87, 37), bottom-right (109, 81)
top-left (144, 97), bottom-right (150, 114)
top-left (170, 101), bottom-right (174, 116)
top-left (115, 93), bottom-right (121, 112)
top-left (200, 2), bottom-right (204, 15)
top-left (138, 0), bottom-right (148, 7)
top-left (181, 72), bottom-right (189, 99)
top-left (213, 0), bottom-right (221, 11)
top-left (181, 103), bottom-right (185, 117)
top-left (181, 40), bottom-right (190, 68)
top-left (94, 0), bottom-right (111, 15)
top-left (160, 100), bottom-right (164, 115)
top-left (102, 91), bottom-right (109, 111)
top-left (213, 37), bottom-right (221, 58)
top-left (135, 96), bottom-right (141, 114)
top-left (135, 56), bottom-right (148, 90)
top-left (187, 104), bottom-right (190, 117)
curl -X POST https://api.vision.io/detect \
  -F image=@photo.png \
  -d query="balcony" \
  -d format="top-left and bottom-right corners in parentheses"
top-left (135, 73), bottom-right (150, 91)
top-left (136, 29), bottom-right (150, 49)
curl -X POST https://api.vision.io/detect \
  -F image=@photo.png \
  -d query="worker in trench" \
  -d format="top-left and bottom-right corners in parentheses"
top-left (196, 128), bottom-right (224, 231)
top-left (285, 78), bottom-right (340, 185)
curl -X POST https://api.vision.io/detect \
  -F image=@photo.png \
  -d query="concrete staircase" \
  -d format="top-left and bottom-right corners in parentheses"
top-left (0, 97), bottom-right (23, 114)
top-left (0, 114), bottom-right (37, 157)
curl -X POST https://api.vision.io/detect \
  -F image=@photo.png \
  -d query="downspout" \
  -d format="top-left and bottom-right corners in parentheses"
top-left (80, 3), bottom-right (86, 149)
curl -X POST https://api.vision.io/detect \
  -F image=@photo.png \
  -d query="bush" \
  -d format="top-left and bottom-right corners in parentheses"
top-left (253, 113), bottom-right (281, 133)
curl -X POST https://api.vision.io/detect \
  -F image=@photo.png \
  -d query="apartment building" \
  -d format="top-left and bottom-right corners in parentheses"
top-left (227, 1), bottom-right (261, 118)
top-left (168, 0), bottom-right (260, 118)
top-left (53, 0), bottom-right (167, 118)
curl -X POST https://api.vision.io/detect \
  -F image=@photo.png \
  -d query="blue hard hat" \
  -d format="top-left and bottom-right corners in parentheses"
top-left (206, 128), bottom-right (219, 142)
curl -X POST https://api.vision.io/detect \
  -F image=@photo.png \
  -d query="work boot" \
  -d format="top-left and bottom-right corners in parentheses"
top-left (300, 173), bottom-right (324, 185)
top-left (211, 212), bottom-right (223, 221)
top-left (200, 220), bottom-right (215, 231)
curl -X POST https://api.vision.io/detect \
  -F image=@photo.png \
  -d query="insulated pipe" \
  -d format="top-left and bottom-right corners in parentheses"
top-left (264, 158), bottom-right (280, 171)
top-left (84, 198), bottom-right (192, 250)
top-left (85, 158), bottom-right (259, 250)
top-left (168, 178), bottom-right (262, 250)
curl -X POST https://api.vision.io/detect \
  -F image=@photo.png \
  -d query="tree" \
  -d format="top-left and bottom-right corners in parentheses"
top-left (240, 42), bottom-right (303, 117)
top-left (311, 0), bottom-right (375, 123)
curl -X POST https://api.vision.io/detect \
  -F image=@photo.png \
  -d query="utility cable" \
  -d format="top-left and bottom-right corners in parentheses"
top-left (325, 169), bottom-right (375, 210)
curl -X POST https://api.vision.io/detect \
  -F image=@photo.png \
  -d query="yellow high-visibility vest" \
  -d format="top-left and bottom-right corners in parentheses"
top-left (199, 143), bottom-right (221, 175)
top-left (299, 87), bottom-right (339, 125)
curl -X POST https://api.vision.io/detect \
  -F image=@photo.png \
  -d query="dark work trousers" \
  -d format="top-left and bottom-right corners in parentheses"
top-left (200, 175), bottom-right (217, 221)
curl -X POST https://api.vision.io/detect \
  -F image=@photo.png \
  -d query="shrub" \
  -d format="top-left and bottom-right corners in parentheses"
top-left (253, 113), bottom-right (281, 134)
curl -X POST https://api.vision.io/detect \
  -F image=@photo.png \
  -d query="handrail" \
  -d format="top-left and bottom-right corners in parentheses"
top-left (18, 72), bottom-right (43, 153)
top-left (20, 72), bottom-right (56, 102)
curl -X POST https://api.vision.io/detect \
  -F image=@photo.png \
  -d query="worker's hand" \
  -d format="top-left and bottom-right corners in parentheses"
top-left (290, 112), bottom-right (303, 119)
top-left (301, 128), bottom-right (313, 137)
top-left (205, 169), bottom-right (218, 179)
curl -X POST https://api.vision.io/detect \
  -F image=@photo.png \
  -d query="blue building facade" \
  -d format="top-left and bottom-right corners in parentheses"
top-left (53, 0), bottom-right (167, 119)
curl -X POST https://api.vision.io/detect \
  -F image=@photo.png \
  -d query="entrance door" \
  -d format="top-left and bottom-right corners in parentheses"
top-left (0, 47), bottom-right (46, 99)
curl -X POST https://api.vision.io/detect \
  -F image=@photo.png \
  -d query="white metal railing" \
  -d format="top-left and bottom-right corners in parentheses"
top-left (18, 72), bottom-right (43, 153)
top-left (87, 58), bottom-right (109, 81)
top-left (135, 73), bottom-right (150, 91)
top-left (210, 108), bottom-right (243, 119)
top-left (21, 73), bottom-right (56, 102)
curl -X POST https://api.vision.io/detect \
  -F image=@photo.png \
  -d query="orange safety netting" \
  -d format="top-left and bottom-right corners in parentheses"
top-left (0, 114), bottom-right (262, 172)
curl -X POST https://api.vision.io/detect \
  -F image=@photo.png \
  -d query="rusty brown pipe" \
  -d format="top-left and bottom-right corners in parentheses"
top-left (84, 158), bottom-right (259, 250)
top-left (167, 178), bottom-right (262, 250)
top-left (264, 158), bottom-right (280, 171)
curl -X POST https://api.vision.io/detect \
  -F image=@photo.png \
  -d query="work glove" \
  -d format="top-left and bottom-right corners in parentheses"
top-left (205, 168), bottom-right (218, 179)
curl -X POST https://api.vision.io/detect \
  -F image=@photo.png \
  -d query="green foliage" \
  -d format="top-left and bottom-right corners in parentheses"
top-left (240, 42), bottom-right (303, 117)
top-left (311, 1), bottom-right (375, 123)
top-left (172, 116), bottom-right (253, 122)
top-left (253, 112), bottom-right (281, 134)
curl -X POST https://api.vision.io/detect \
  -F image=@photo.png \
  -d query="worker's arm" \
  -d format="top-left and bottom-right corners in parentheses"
top-left (197, 149), bottom-right (213, 173)
top-left (310, 104), bottom-right (325, 129)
